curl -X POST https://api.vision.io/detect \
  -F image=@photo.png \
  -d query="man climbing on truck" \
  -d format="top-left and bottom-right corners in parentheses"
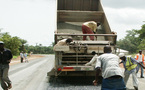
top-left (53, 37), bottom-right (73, 51)
top-left (82, 21), bottom-right (100, 40)
top-left (85, 51), bottom-right (98, 67)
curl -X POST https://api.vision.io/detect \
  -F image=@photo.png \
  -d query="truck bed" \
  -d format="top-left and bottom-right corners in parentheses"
top-left (48, 0), bottom-right (117, 77)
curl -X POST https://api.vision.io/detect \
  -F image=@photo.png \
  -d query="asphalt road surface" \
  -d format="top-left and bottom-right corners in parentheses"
top-left (0, 55), bottom-right (145, 90)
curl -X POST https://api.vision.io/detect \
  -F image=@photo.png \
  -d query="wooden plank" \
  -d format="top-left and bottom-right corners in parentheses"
top-left (83, 0), bottom-right (91, 11)
top-left (64, 0), bottom-right (73, 10)
top-left (55, 33), bottom-right (117, 36)
top-left (57, 0), bottom-right (64, 10)
top-left (57, 11), bottom-right (104, 22)
top-left (58, 0), bottom-right (99, 11)
top-left (54, 46), bottom-right (69, 51)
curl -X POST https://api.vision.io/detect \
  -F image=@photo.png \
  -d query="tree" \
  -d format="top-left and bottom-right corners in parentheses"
top-left (0, 33), bottom-right (22, 55)
top-left (25, 44), bottom-right (54, 54)
top-left (138, 39), bottom-right (145, 50)
top-left (0, 32), bottom-right (54, 55)
top-left (9, 37), bottom-right (21, 55)
top-left (117, 30), bottom-right (139, 53)
top-left (135, 24), bottom-right (145, 50)
top-left (136, 24), bottom-right (145, 40)
top-left (19, 39), bottom-right (27, 52)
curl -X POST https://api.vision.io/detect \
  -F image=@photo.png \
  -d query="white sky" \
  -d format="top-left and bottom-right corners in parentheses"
top-left (0, 0), bottom-right (145, 46)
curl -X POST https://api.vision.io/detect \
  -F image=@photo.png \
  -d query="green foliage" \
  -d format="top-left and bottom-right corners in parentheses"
top-left (117, 30), bottom-right (139, 53)
top-left (19, 39), bottom-right (27, 52)
top-left (13, 56), bottom-right (18, 59)
top-left (137, 24), bottom-right (145, 40)
top-left (117, 24), bottom-right (145, 54)
top-left (9, 37), bottom-right (21, 55)
top-left (25, 44), bottom-right (54, 54)
top-left (137, 39), bottom-right (145, 50)
top-left (0, 33), bottom-right (21, 55)
top-left (135, 24), bottom-right (145, 51)
top-left (0, 32), bottom-right (54, 55)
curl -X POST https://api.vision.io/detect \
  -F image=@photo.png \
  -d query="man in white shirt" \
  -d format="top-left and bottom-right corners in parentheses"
top-left (53, 37), bottom-right (73, 65)
top-left (20, 51), bottom-right (24, 63)
top-left (53, 37), bottom-right (73, 51)
top-left (85, 51), bottom-right (98, 67)
top-left (135, 50), bottom-right (144, 78)
top-left (93, 45), bottom-right (126, 90)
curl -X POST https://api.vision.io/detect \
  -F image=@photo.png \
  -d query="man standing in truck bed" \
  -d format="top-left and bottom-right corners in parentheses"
top-left (82, 21), bottom-right (100, 40)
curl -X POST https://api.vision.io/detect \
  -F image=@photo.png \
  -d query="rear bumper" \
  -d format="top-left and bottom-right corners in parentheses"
top-left (61, 66), bottom-right (95, 71)
top-left (47, 66), bottom-right (96, 77)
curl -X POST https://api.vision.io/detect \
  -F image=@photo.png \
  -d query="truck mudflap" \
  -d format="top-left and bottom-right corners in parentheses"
top-left (58, 66), bottom-right (95, 72)
top-left (47, 68), bottom-right (56, 76)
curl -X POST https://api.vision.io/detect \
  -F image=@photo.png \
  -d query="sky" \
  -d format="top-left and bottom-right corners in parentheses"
top-left (0, 0), bottom-right (145, 46)
top-left (102, 0), bottom-right (145, 40)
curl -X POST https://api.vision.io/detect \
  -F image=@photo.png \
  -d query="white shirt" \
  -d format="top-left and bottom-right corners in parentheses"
top-left (135, 54), bottom-right (143, 62)
top-left (53, 39), bottom-right (67, 51)
top-left (20, 53), bottom-right (24, 58)
top-left (85, 54), bottom-right (98, 66)
top-left (95, 53), bottom-right (123, 79)
top-left (55, 39), bottom-right (67, 46)
top-left (24, 53), bottom-right (27, 57)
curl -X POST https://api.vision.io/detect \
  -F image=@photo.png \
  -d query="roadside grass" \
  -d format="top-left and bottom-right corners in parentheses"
top-left (129, 53), bottom-right (136, 58)
top-left (13, 56), bottom-right (18, 59)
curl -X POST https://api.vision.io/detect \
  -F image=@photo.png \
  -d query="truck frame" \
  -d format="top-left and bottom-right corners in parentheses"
top-left (48, 0), bottom-right (117, 77)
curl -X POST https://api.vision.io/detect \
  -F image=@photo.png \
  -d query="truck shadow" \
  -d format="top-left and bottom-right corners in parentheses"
top-left (48, 76), bottom-right (102, 87)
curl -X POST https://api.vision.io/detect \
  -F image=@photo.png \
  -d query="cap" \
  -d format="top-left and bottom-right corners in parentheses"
top-left (118, 53), bottom-right (125, 58)
top-left (0, 41), bottom-right (4, 44)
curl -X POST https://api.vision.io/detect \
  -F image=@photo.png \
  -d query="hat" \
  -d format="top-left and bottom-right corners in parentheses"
top-left (0, 41), bottom-right (4, 44)
top-left (118, 53), bottom-right (125, 58)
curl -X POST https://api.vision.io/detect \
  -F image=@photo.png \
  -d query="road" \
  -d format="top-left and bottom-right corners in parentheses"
top-left (0, 55), bottom-right (144, 90)
top-left (126, 71), bottom-right (145, 90)
top-left (0, 55), bottom-right (53, 90)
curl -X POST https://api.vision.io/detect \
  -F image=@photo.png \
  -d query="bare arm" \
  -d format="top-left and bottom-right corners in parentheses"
top-left (93, 67), bottom-right (101, 86)
top-left (119, 61), bottom-right (123, 64)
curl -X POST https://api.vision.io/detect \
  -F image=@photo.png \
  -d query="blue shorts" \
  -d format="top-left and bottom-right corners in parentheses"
top-left (101, 77), bottom-right (126, 90)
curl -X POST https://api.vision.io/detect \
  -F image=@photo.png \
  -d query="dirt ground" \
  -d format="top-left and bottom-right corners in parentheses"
top-left (10, 54), bottom-right (45, 65)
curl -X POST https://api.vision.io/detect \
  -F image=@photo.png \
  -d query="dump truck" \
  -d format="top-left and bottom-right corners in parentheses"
top-left (48, 0), bottom-right (117, 77)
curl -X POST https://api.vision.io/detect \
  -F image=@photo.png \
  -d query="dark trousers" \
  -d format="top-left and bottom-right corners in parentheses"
top-left (0, 64), bottom-right (11, 89)
top-left (82, 25), bottom-right (95, 40)
top-left (102, 77), bottom-right (126, 90)
top-left (21, 57), bottom-right (23, 63)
